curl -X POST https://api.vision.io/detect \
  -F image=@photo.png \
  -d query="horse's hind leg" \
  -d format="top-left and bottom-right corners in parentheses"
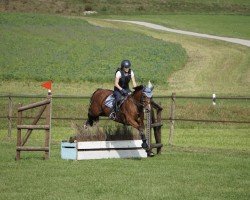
top-left (84, 113), bottom-right (96, 128)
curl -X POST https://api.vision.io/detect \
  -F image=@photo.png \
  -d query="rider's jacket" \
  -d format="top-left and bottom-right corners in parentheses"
top-left (114, 68), bottom-right (131, 92)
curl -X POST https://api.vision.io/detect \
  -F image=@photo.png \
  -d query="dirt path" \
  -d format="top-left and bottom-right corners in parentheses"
top-left (107, 20), bottom-right (250, 47)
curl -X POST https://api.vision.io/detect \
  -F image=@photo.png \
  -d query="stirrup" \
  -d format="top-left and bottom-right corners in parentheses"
top-left (109, 112), bottom-right (116, 120)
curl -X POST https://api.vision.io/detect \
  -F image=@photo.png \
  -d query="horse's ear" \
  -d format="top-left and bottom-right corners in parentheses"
top-left (147, 81), bottom-right (154, 91)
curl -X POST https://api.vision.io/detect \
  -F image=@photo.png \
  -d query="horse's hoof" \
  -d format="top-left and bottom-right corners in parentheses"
top-left (147, 151), bottom-right (155, 157)
top-left (141, 142), bottom-right (148, 149)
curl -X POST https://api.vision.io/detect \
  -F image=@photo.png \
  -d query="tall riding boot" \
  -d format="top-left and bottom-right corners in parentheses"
top-left (115, 101), bottom-right (119, 113)
top-left (109, 100), bottom-right (117, 119)
top-left (113, 100), bottom-right (118, 113)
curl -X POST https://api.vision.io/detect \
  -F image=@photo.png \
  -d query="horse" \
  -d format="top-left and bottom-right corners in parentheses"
top-left (84, 83), bottom-right (154, 150)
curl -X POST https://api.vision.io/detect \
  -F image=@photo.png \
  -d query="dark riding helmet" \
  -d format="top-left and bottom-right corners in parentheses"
top-left (121, 60), bottom-right (131, 68)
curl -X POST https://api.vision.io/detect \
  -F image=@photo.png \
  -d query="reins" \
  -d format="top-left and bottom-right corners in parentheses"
top-left (122, 86), bottom-right (152, 109)
top-left (127, 93), bottom-right (145, 108)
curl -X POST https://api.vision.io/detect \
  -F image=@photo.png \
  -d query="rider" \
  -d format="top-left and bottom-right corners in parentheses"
top-left (110, 60), bottom-right (137, 119)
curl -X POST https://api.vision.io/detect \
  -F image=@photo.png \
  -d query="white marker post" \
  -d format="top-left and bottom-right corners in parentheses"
top-left (212, 93), bottom-right (216, 105)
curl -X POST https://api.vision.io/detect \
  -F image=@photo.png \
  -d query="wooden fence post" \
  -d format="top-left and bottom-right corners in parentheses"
top-left (150, 100), bottom-right (163, 154)
top-left (44, 94), bottom-right (52, 159)
top-left (8, 96), bottom-right (13, 138)
top-left (16, 103), bottom-right (22, 161)
top-left (156, 104), bottom-right (162, 154)
top-left (145, 110), bottom-right (151, 149)
top-left (169, 93), bottom-right (176, 146)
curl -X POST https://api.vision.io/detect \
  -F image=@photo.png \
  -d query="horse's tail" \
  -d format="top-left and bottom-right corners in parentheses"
top-left (85, 89), bottom-right (104, 127)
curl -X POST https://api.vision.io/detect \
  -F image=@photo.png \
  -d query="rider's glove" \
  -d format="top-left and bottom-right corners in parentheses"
top-left (121, 89), bottom-right (128, 96)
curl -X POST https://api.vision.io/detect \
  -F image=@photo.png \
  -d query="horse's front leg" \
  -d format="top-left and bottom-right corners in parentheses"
top-left (139, 128), bottom-right (148, 150)
top-left (138, 112), bottom-right (149, 150)
top-left (134, 117), bottom-right (148, 150)
top-left (124, 117), bottom-right (148, 149)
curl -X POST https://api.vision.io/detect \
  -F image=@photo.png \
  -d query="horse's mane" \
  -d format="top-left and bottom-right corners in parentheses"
top-left (133, 85), bottom-right (144, 91)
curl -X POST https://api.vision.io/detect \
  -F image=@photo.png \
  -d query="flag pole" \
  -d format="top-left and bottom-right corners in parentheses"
top-left (41, 81), bottom-right (53, 159)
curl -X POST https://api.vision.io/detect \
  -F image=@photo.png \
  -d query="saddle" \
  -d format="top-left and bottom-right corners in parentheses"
top-left (104, 94), bottom-right (127, 110)
top-left (105, 94), bottom-right (131, 120)
top-left (104, 94), bottom-right (115, 108)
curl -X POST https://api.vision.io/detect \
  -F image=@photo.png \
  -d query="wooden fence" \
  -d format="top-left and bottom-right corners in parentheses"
top-left (0, 93), bottom-right (249, 146)
top-left (15, 94), bottom-right (52, 160)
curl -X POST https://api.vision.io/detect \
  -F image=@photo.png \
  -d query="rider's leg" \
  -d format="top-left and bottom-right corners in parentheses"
top-left (113, 90), bottom-right (122, 112)
top-left (109, 91), bottom-right (121, 119)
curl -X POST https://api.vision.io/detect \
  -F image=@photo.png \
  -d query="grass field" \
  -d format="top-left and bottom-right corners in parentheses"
top-left (86, 17), bottom-right (250, 96)
top-left (0, 12), bottom-right (187, 85)
top-left (0, 2), bottom-right (249, 199)
top-left (0, 127), bottom-right (249, 200)
top-left (0, 13), bottom-right (250, 96)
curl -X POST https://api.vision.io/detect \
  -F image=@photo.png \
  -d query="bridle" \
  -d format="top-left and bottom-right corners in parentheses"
top-left (128, 92), bottom-right (151, 110)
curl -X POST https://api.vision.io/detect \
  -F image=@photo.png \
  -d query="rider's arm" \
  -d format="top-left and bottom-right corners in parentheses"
top-left (131, 71), bottom-right (137, 88)
top-left (115, 71), bottom-right (123, 91)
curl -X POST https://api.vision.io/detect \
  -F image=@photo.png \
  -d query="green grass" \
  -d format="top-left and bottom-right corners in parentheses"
top-left (0, 12), bottom-right (187, 85)
top-left (0, 3), bottom-right (249, 199)
top-left (86, 18), bottom-right (250, 96)
top-left (0, 127), bottom-right (249, 200)
top-left (0, 13), bottom-right (249, 133)
top-left (174, 128), bottom-right (250, 150)
top-left (1, 13), bottom-right (249, 96)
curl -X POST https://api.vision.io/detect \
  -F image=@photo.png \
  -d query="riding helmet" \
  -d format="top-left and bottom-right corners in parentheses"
top-left (121, 60), bottom-right (131, 68)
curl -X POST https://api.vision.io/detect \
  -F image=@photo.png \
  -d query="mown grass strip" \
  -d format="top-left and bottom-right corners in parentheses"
top-left (0, 12), bottom-right (187, 85)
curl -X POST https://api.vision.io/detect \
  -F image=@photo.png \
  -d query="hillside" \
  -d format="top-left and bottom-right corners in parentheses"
top-left (0, 12), bottom-right (187, 85)
top-left (1, 0), bottom-right (250, 15)
top-left (0, 1), bottom-right (249, 96)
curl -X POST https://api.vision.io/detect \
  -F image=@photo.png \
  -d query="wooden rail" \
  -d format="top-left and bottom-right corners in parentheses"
top-left (16, 94), bottom-right (52, 161)
top-left (17, 125), bottom-right (50, 130)
top-left (147, 99), bottom-right (163, 154)
top-left (18, 99), bottom-right (50, 112)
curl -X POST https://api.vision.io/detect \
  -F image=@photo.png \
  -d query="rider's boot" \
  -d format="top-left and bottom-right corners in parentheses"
top-left (109, 100), bottom-right (117, 120)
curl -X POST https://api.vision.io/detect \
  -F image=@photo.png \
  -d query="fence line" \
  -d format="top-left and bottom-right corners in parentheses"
top-left (1, 94), bottom-right (249, 138)
top-left (1, 94), bottom-right (250, 100)
top-left (1, 116), bottom-right (250, 124)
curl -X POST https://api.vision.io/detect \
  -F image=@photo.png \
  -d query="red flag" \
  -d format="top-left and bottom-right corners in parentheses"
top-left (41, 81), bottom-right (52, 90)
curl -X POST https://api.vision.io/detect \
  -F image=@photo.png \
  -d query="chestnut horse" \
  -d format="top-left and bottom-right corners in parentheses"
top-left (84, 85), bottom-right (153, 150)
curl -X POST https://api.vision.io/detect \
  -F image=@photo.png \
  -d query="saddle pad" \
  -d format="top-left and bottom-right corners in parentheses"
top-left (104, 94), bottom-right (115, 108)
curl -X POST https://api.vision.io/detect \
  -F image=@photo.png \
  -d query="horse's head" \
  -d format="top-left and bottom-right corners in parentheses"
top-left (133, 81), bottom-right (154, 111)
